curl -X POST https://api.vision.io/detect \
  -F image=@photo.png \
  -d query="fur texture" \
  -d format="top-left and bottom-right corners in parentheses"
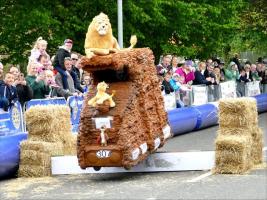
top-left (84, 12), bottom-right (137, 58)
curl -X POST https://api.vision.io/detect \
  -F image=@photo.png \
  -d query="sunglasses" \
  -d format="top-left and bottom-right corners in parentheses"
top-left (72, 58), bottom-right (78, 61)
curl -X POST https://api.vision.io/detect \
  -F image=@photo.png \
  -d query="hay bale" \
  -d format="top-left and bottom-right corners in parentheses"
top-left (251, 128), bottom-right (263, 165)
top-left (20, 150), bottom-right (50, 166)
top-left (18, 164), bottom-right (50, 177)
top-left (215, 135), bottom-right (253, 174)
top-left (25, 105), bottom-right (71, 140)
top-left (20, 140), bottom-right (64, 156)
top-left (217, 127), bottom-right (253, 136)
top-left (218, 98), bottom-right (258, 128)
top-left (62, 134), bottom-right (77, 155)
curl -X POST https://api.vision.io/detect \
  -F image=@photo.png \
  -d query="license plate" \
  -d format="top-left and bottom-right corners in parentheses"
top-left (96, 150), bottom-right (111, 158)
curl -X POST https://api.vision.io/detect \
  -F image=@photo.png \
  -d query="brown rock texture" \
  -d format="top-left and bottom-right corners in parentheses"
top-left (78, 48), bottom-right (171, 169)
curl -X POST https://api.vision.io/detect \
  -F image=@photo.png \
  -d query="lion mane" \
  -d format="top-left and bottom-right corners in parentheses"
top-left (84, 12), bottom-right (137, 58)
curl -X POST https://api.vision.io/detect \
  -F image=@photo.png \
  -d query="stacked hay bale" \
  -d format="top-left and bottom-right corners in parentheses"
top-left (19, 105), bottom-right (76, 177)
top-left (215, 97), bottom-right (263, 174)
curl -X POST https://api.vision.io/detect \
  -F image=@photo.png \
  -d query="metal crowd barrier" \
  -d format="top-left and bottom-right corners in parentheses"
top-left (163, 81), bottom-right (266, 109)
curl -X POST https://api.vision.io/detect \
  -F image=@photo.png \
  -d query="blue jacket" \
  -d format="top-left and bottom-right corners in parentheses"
top-left (0, 81), bottom-right (18, 111)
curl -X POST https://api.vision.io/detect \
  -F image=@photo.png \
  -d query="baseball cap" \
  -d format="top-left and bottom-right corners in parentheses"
top-left (64, 39), bottom-right (73, 44)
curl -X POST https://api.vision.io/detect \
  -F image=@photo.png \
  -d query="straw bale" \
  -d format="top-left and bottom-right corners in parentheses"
top-left (219, 113), bottom-right (258, 128)
top-left (219, 97), bottom-right (257, 114)
top-left (20, 140), bottom-right (64, 156)
top-left (217, 127), bottom-right (256, 136)
top-left (25, 105), bottom-right (71, 137)
top-left (218, 98), bottom-right (258, 128)
top-left (20, 150), bottom-right (50, 166)
top-left (215, 135), bottom-right (252, 174)
top-left (251, 128), bottom-right (263, 165)
top-left (18, 164), bottom-right (50, 177)
top-left (62, 133), bottom-right (77, 155)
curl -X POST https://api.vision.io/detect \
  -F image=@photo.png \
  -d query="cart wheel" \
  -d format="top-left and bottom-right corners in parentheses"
top-left (124, 165), bottom-right (131, 170)
top-left (93, 166), bottom-right (101, 171)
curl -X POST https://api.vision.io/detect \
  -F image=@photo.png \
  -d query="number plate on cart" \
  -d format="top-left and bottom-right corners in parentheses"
top-left (96, 150), bottom-right (111, 158)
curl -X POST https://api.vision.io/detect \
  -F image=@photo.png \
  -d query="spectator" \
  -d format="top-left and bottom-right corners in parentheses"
top-left (0, 72), bottom-right (18, 111)
top-left (37, 54), bottom-right (49, 70)
top-left (83, 74), bottom-right (92, 93)
top-left (29, 37), bottom-right (50, 63)
top-left (244, 64), bottom-right (252, 81)
top-left (15, 72), bottom-right (33, 107)
top-left (53, 39), bottom-right (73, 90)
top-left (213, 67), bottom-right (221, 84)
top-left (71, 53), bottom-right (83, 92)
top-left (204, 64), bottom-right (217, 85)
top-left (218, 61), bottom-right (226, 82)
top-left (231, 53), bottom-right (242, 72)
top-left (157, 55), bottom-right (171, 76)
top-left (170, 56), bottom-right (179, 74)
top-left (170, 73), bottom-right (184, 108)
top-left (54, 57), bottom-right (81, 99)
top-left (251, 64), bottom-right (262, 81)
top-left (161, 73), bottom-right (174, 94)
top-left (175, 60), bottom-right (195, 84)
top-left (193, 62), bottom-right (213, 85)
top-left (0, 62), bottom-right (3, 80)
top-left (9, 66), bottom-right (20, 86)
top-left (225, 61), bottom-right (239, 81)
top-left (238, 68), bottom-right (250, 83)
top-left (25, 61), bottom-right (50, 99)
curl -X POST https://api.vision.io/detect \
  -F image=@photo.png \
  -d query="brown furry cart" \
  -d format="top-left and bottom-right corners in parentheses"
top-left (77, 48), bottom-right (171, 170)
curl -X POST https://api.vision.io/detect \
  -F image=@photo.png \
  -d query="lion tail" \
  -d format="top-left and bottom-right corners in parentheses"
top-left (128, 35), bottom-right (137, 49)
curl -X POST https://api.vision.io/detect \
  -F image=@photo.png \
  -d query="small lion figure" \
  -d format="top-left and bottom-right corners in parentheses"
top-left (84, 12), bottom-right (137, 58)
top-left (88, 81), bottom-right (115, 108)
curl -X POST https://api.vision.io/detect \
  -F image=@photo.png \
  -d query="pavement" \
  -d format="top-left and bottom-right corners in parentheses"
top-left (0, 113), bottom-right (266, 200)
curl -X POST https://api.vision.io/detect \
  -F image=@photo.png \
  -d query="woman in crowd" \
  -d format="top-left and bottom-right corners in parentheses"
top-left (25, 61), bottom-right (50, 99)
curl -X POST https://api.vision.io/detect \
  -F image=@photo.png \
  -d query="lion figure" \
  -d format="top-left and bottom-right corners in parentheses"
top-left (84, 12), bottom-right (137, 58)
top-left (88, 81), bottom-right (115, 108)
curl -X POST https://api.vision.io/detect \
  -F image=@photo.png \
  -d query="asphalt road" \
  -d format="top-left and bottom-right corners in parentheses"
top-left (0, 113), bottom-right (266, 200)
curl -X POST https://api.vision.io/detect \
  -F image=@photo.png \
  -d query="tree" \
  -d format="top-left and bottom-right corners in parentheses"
top-left (0, 0), bottom-right (265, 70)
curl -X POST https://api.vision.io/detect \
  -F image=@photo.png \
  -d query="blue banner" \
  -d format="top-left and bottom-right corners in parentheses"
top-left (67, 96), bottom-right (84, 132)
top-left (0, 101), bottom-right (24, 135)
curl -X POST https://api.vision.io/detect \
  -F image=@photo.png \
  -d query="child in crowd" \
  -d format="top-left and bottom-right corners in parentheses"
top-left (238, 68), bottom-right (251, 83)
top-left (170, 73), bottom-right (184, 108)
top-left (0, 73), bottom-right (18, 111)
top-left (29, 37), bottom-right (50, 63)
top-left (161, 72), bottom-right (174, 94)
top-left (53, 39), bottom-right (73, 90)
top-left (83, 75), bottom-right (92, 93)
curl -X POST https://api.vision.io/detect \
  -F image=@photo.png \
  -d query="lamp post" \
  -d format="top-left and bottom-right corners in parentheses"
top-left (118, 0), bottom-right (123, 48)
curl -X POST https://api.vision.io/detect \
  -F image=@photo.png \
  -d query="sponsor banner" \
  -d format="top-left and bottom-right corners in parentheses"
top-left (67, 96), bottom-right (84, 125)
top-left (245, 81), bottom-right (261, 97)
top-left (220, 81), bottom-right (236, 98)
top-left (192, 85), bottom-right (208, 105)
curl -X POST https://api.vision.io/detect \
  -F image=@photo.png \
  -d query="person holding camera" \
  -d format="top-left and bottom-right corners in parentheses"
top-left (25, 61), bottom-right (50, 99)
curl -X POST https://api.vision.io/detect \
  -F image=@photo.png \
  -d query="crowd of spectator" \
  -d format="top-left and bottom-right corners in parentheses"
top-left (0, 37), bottom-right (93, 111)
top-left (158, 54), bottom-right (267, 108)
top-left (0, 39), bottom-right (267, 112)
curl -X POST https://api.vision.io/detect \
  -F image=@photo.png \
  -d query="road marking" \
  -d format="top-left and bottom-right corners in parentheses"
top-left (186, 171), bottom-right (212, 183)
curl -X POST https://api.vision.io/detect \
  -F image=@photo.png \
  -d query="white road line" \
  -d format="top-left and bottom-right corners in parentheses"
top-left (186, 171), bottom-right (212, 183)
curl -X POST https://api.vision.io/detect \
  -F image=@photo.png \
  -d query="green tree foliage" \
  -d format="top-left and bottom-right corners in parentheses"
top-left (0, 0), bottom-right (265, 70)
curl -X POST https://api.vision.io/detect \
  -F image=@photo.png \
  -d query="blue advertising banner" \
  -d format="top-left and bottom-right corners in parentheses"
top-left (67, 96), bottom-right (84, 133)
top-left (0, 101), bottom-right (25, 135)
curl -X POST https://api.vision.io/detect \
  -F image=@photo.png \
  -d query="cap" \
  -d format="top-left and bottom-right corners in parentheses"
top-left (64, 39), bottom-right (73, 44)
